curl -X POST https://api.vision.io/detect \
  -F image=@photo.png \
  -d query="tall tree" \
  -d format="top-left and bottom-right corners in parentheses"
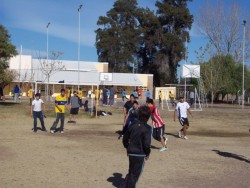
top-left (96, 0), bottom-right (140, 73)
top-left (155, 0), bottom-right (193, 85)
top-left (0, 25), bottom-right (18, 88)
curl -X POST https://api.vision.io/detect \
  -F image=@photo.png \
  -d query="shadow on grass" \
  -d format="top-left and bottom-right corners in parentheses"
top-left (107, 173), bottom-right (124, 188)
top-left (212, 150), bottom-right (250, 164)
top-left (0, 101), bottom-right (19, 106)
top-left (166, 132), bottom-right (180, 138)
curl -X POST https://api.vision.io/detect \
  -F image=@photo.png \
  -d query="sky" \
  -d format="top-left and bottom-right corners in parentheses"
top-left (1, 0), bottom-right (249, 74)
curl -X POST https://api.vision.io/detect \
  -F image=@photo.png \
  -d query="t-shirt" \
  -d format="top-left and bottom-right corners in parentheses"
top-left (169, 93), bottom-right (174, 99)
top-left (127, 107), bottom-right (139, 119)
top-left (124, 101), bottom-right (133, 114)
top-left (70, 96), bottom-right (80, 108)
top-left (67, 89), bottom-right (71, 98)
top-left (176, 101), bottom-right (190, 118)
top-left (159, 92), bottom-right (162, 99)
top-left (189, 91), bottom-right (194, 99)
top-left (14, 87), bottom-right (19, 94)
top-left (122, 91), bottom-right (126, 97)
top-left (95, 89), bottom-right (99, 98)
top-left (149, 105), bottom-right (164, 128)
top-left (55, 95), bottom-right (67, 113)
top-left (78, 90), bottom-right (83, 99)
top-left (28, 89), bottom-right (33, 99)
top-left (146, 91), bottom-right (150, 98)
top-left (32, 99), bottom-right (44, 112)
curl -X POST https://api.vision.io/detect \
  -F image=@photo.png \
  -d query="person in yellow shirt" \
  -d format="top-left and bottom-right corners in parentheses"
top-left (159, 90), bottom-right (162, 105)
top-left (27, 86), bottom-right (33, 105)
top-left (67, 88), bottom-right (72, 104)
top-left (95, 88), bottom-right (100, 101)
top-left (78, 88), bottom-right (83, 107)
top-left (50, 89), bottom-right (68, 134)
top-left (169, 91), bottom-right (176, 107)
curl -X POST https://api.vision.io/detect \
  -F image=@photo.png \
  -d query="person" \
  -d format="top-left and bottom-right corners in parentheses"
top-left (67, 88), bottom-right (72, 104)
top-left (109, 86), bottom-right (116, 106)
top-left (95, 88), bottom-right (100, 101)
top-left (123, 94), bottom-right (135, 123)
top-left (119, 101), bottom-right (139, 139)
top-left (147, 99), bottom-right (168, 151)
top-left (68, 91), bottom-right (80, 123)
top-left (138, 87), bottom-right (142, 99)
top-left (132, 90), bottom-right (137, 99)
top-left (169, 91), bottom-right (175, 107)
top-left (121, 105), bottom-right (152, 188)
top-left (83, 100), bottom-right (89, 112)
top-left (159, 90), bottom-right (162, 105)
top-left (13, 85), bottom-right (20, 102)
top-left (174, 96), bottom-right (193, 140)
top-left (31, 93), bottom-right (47, 133)
top-left (0, 87), bottom-right (5, 101)
top-left (50, 89), bottom-right (68, 134)
top-left (106, 88), bottom-right (110, 105)
top-left (189, 90), bottom-right (195, 106)
top-left (27, 86), bottom-right (33, 105)
top-left (103, 86), bottom-right (108, 105)
top-left (145, 89), bottom-right (150, 101)
top-left (88, 89), bottom-right (92, 99)
top-left (78, 88), bottom-right (83, 107)
top-left (122, 89), bottom-right (127, 102)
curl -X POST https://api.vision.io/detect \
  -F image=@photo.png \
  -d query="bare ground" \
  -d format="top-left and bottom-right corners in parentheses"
top-left (0, 100), bottom-right (249, 188)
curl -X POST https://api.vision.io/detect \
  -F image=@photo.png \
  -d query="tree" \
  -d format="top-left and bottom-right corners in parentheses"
top-left (196, 1), bottom-right (250, 62)
top-left (96, 0), bottom-right (140, 73)
top-left (155, 0), bottom-right (193, 85)
top-left (0, 24), bottom-right (18, 88)
top-left (39, 51), bottom-right (64, 101)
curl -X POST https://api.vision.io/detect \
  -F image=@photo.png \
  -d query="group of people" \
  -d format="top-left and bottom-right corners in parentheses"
top-left (119, 94), bottom-right (193, 187)
top-left (31, 88), bottom-right (88, 134)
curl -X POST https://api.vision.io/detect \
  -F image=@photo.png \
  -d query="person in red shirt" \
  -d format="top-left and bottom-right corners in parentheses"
top-left (147, 99), bottom-right (168, 152)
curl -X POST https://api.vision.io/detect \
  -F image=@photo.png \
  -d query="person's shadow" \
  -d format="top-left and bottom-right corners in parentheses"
top-left (212, 150), bottom-right (250, 163)
top-left (107, 173), bottom-right (124, 187)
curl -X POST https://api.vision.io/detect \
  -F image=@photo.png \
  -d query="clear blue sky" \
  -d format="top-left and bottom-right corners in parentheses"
top-left (1, 0), bottom-right (249, 70)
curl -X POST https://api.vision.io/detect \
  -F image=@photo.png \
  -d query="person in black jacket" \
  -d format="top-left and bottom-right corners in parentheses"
top-left (120, 105), bottom-right (152, 188)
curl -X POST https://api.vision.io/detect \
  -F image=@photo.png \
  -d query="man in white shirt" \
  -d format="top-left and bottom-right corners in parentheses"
top-left (174, 96), bottom-right (193, 139)
top-left (31, 93), bottom-right (47, 133)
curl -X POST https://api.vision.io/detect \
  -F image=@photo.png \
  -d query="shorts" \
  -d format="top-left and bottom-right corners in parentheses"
top-left (152, 125), bottom-right (165, 142)
top-left (179, 117), bottom-right (189, 126)
top-left (70, 107), bottom-right (79, 115)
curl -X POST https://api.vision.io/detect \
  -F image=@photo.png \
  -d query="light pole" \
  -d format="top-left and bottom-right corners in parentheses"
top-left (46, 22), bottom-right (50, 99)
top-left (78, 5), bottom-right (83, 90)
top-left (242, 20), bottom-right (246, 108)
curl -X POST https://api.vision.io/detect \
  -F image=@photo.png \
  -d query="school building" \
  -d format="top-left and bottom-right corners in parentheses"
top-left (4, 55), bottom-right (154, 99)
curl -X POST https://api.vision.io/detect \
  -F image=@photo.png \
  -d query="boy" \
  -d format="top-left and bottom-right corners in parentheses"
top-left (50, 89), bottom-right (68, 134)
top-left (119, 101), bottom-right (139, 139)
top-left (169, 91), bottom-right (175, 107)
top-left (31, 93), bottom-right (47, 132)
top-left (121, 106), bottom-right (152, 188)
top-left (27, 86), bottom-right (33, 105)
top-left (68, 91), bottom-right (80, 123)
top-left (159, 90), bottom-right (162, 105)
top-left (174, 96), bottom-right (193, 139)
top-left (78, 88), bottom-right (83, 107)
top-left (147, 99), bottom-right (168, 152)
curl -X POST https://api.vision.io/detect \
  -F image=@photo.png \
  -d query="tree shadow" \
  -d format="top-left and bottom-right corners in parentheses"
top-left (107, 173), bottom-right (124, 188)
top-left (212, 150), bottom-right (250, 163)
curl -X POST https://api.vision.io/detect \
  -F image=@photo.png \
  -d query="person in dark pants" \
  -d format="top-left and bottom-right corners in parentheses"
top-left (120, 105), bottom-right (152, 188)
top-left (50, 89), bottom-right (68, 134)
top-left (31, 93), bottom-right (47, 132)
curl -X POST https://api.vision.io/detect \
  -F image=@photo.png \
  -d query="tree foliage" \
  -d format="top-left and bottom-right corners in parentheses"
top-left (95, 0), bottom-right (193, 86)
top-left (0, 24), bottom-right (18, 88)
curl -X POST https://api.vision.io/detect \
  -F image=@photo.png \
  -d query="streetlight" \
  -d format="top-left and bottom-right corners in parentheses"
top-left (46, 22), bottom-right (50, 99)
top-left (242, 20), bottom-right (246, 108)
top-left (78, 5), bottom-right (83, 90)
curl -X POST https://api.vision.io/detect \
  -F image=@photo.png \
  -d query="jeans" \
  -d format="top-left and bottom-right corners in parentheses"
top-left (51, 113), bottom-right (65, 132)
top-left (14, 93), bottom-right (19, 102)
top-left (33, 111), bottom-right (46, 132)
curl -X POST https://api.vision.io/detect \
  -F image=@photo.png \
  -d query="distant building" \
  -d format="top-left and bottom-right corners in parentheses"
top-left (4, 55), bottom-right (153, 99)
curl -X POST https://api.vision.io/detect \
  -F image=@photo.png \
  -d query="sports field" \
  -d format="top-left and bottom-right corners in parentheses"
top-left (0, 100), bottom-right (249, 188)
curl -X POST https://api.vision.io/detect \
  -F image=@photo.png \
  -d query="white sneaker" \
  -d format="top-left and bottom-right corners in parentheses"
top-left (160, 147), bottom-right (168, 152)
top-left (60, 131), bottom-right (64, 134)
top-left (183, 136), bottom-right (189, 140)
top-left (178, 131), bottom-right (182, 138)
top-left (50, 130), bottom-right (55, 134)
top-left (164, 137), bottom-right (168, 146)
